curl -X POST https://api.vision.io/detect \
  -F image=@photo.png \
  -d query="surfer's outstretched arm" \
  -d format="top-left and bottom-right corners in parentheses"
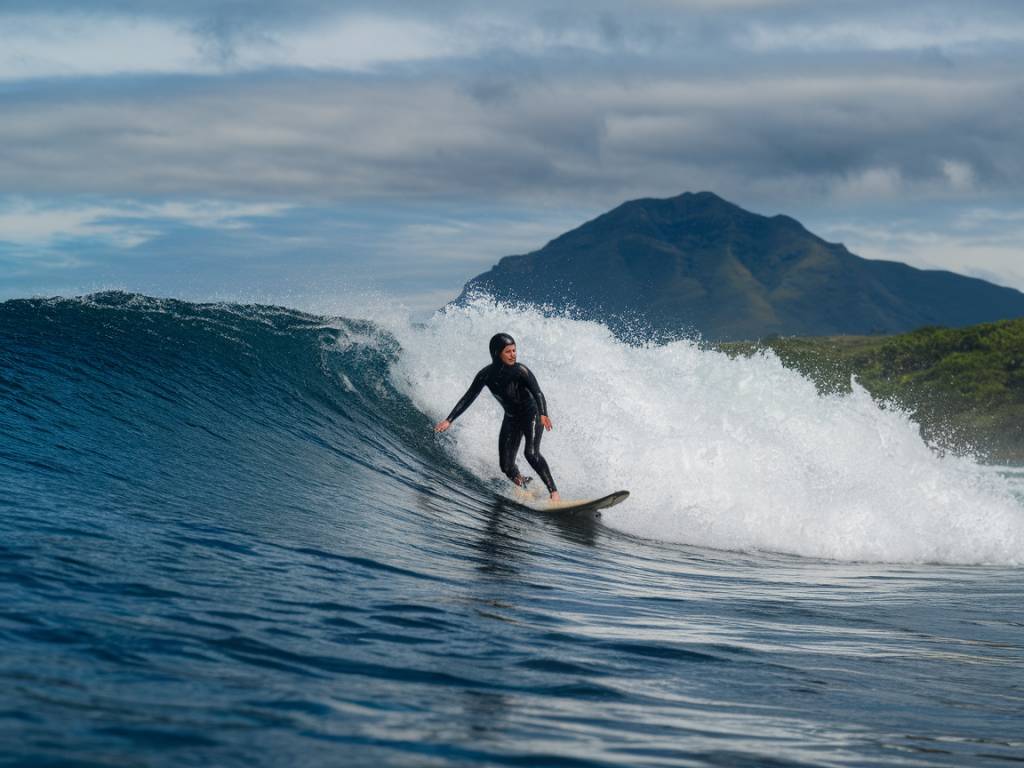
top-left (435, 367), bottom-right (488, 432)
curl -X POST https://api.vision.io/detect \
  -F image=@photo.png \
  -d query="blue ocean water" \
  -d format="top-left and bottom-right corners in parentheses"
top-left (1, 292), bottom-right (1022, 767)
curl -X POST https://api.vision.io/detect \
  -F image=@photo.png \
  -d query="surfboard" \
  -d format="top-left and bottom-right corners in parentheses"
top-left (524, 490), bottom-right (630, 519)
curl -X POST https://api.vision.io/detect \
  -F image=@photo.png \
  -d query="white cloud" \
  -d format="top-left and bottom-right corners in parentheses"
top-left (0, 13), bottom-right (479, 80)
top-left (615, 0), bottom-right (801, 7)
top-left (953, 207), bottom-right (1024, 230)
top-left (829, 160), bottom-right (987, 204)
top-left (229, 14), bottom-right (497, 73)
top-left (741, 17), bottom-right (1024, 53)
top-left (831, 167), bottom-right (903, 201)
top-left (0, 202), bottom-right (149, 247)
top-left (0, 10), bottom-right (658, 81)
top-left (0, 198), bottom-right (292, 249)
top-left (942, 159), bottom-right (975, 192)
top-left (818, 219), bottom-right (1024, 292)
top-left (0, 15), bottom-right (209, 80)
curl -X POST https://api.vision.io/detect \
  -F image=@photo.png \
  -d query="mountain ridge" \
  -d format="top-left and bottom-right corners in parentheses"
top-left (458, 192), bottom-right (1024, 341)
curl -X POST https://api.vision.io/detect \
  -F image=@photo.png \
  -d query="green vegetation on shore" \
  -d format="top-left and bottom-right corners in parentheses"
top-left (718, 318), bottom-right (1024, 464)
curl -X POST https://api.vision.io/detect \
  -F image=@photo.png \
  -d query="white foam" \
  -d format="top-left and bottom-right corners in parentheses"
top-left (385, 298), bottom-right (1024, 565)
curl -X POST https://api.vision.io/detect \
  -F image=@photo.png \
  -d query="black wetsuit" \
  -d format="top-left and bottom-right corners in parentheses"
top-left (445, 363), bottom-right (558, 493)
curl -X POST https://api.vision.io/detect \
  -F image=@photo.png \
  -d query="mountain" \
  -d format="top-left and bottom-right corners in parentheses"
top-left (457, 192), bottom-right (1024, 341)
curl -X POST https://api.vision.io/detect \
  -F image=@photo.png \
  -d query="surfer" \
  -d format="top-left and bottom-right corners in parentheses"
top-left (435, 333), bottom-right (561, 501)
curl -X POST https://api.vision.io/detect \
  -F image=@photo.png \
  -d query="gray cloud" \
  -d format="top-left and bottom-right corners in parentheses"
top-left (1, 3), bottom-right (1019, 190)
top-left (1, 65), bottom-right (1020, 212)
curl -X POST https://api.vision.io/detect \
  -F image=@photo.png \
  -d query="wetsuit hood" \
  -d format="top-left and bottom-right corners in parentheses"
top-left (489, 333), bottom-right (516, 364)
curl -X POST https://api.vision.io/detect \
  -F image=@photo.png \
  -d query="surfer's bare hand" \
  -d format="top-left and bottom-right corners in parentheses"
top-left (435, 420), bottom-right (451, 433)
top-left (540, 415), bottom-right (553, 431)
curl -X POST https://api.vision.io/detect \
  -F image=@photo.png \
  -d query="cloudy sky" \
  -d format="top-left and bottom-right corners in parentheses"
top-left (2, 0), bottom-right (1022, 311)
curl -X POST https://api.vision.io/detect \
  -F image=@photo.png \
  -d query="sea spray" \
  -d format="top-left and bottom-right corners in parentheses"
top-left (387, 297), bottom-right (1024, 565)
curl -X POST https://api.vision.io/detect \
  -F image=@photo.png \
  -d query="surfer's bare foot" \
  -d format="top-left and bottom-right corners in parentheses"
top-left (550, 491), bottom-right (561, 501)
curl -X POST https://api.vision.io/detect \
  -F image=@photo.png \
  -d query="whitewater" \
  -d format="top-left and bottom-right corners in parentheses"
top-left (1, 292), bottom-right (1022, 767)
top-left (391, 297), bottom-right (1024, 565)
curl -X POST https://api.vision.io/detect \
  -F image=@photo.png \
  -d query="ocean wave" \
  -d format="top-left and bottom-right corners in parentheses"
top-left (3, 291), bottom-right (1022, 565)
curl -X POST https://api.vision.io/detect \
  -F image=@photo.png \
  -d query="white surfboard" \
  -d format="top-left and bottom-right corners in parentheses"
top-left (516, 490), bottom-right (630, 519)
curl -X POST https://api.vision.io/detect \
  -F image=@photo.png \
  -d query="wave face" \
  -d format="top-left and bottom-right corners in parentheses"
top-left (2, 292), bottom-right (1023, 767)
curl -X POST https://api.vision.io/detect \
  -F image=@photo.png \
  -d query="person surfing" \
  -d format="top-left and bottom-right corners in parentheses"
top-left (435, 333), bottom-right (561, 502)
